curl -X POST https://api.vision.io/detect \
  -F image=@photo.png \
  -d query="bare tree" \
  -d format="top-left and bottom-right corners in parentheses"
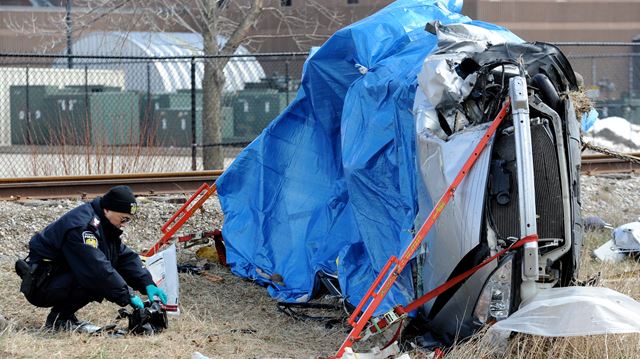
top-left (181, 0), bottom-right (263, 170)
top-left (6, 0), bottom-right (346, 170)
top-left (153, 0), bottom-right (344, 169)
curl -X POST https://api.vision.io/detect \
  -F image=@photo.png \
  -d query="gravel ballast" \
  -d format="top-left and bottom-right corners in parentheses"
top-left (1, 174), bottom-right (638, 263)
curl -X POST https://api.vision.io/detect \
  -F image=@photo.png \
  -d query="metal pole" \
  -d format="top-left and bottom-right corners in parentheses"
top-left (146, 62), bottom-right (151, 97)
top-left (191, 57), bottom-right (197, 171)
top-left (84, 65), bottom-right (90, 131)
top-left (629, 53), bottom-right (635, 98)
top-left (591, 58), bottom-right (596, 88)
top-left (26, 66), bottom-right (31, 145)
top-left (146, 61), bottom-right (151, 146)
top-left (66, 0), bottom-right (72, 69)
top-left (285, 60), bottom-right (290, 104)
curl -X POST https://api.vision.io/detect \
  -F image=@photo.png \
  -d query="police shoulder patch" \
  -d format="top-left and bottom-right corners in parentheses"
top-left (82, 231), bottom-right (98, 248)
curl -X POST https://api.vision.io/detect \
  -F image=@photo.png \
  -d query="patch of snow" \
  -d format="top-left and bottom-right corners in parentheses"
top-left (583, 116), bottom-right (640, 152)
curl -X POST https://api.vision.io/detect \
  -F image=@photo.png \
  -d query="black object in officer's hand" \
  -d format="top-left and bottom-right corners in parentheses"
top-left (117, 300), bottom-right (168, 335)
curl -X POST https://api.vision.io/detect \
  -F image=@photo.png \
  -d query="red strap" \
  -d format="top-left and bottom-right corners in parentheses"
top-left (399, 234), bottom-right (538, 314)
top-left (329, 100), bottom-right (511, 359)
top-left (145, 183), bottom-right (217, 256)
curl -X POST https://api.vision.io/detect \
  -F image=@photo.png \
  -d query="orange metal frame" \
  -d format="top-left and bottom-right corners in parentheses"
top-left (145, 183), bottom-right (218, 257)
top-left (330, 100), bottom-right (511, 358)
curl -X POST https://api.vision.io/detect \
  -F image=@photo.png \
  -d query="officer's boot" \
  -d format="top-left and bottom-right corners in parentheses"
top-left (44, 309), bottom-right (100, 333)
top-left (44, 309), bottom-right (63, 329)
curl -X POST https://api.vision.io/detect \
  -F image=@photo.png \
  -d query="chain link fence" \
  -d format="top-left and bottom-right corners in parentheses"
top-left (557, 43), bottom-right (640, 122)
top-left (0, 53), bottom-right (306, 177)
top-left (1, 43), bottom-right (639, 177)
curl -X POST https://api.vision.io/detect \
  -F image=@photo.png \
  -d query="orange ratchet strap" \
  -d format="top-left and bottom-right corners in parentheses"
top-left (145, 183), bottom-right (218, 256)
top-left (329, 99), bottom-right (511, 359)
top-left (361, 234), bottom-right (539, 339)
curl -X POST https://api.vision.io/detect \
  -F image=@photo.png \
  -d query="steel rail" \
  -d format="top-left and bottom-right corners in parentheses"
top-left (581, 152), bottom-right (640, 160)
top-left (0, 171), bottom-right (222, 200)
top-left (0, 152), bottom-right (637, 200)
top-left (581, 156), bottom-right (640, 175)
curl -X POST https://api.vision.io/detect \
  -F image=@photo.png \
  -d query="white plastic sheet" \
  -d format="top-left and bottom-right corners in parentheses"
top-left (488, 287), bottom-right (640, 337)
top-left (145, 244), bottom-right (180, 314)
top-left (593, 239), bottom-right (626, 262)
top-left (613, 222), bottom-right (640, 251)
top-left (339, 342), bottom-right (402, 359)
top-left (594, 222), bottom-right (640, 262)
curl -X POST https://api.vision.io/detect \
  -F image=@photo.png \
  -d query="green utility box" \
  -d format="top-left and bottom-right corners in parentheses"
top-left (46, 92), bottom-right (90, 145)
top-left (90, 91), bottom-right (141, 145)
top-left (139, 93), bottom-right (172, 145)
top-left (65, 85), bottom-right (121, 93)
top-left (169, 91), bottom-right (203, 110)
top-left (231, 89), bottom-right (295, 142)
top-left (10, 85), bottom-right (59, 145)
top-left (221, 106), bottom-right (234, 142)
top-left (152, 108), bottom-right (200, 147)
top-left (150, 107), bottom-right (234, 148)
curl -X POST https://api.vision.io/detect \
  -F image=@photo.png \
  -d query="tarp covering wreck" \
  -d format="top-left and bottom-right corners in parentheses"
top-left (216, 0), bottom-right (521, 313)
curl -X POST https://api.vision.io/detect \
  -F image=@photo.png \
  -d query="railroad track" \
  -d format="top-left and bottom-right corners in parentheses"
top-left (0, 154), bottom-right (636, 200)
top-left (581, 152), bottom-right (640, 175)
top-left (0, 171), bottom-right (222, 200)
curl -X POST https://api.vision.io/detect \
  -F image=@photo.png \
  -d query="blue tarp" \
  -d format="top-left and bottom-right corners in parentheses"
top-left (217, 0), bottom-right (520, 313)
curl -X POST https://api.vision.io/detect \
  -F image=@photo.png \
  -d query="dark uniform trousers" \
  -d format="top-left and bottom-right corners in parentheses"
top-left (26, 271), bottom-right (103, 318)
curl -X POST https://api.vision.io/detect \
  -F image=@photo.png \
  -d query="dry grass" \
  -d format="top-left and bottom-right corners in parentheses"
top-left (3, 225), bottom-right (639, 359)
top-left (569, 90), bottom-right (593, 120)
top-left (0, 254), bottom-right (349, 358)
top-left (446, 230), bottom-right (640, 359)
top-left (2, 182), bottom-right (640, 358)
top-left (0, 197), bottom-right (348, 359)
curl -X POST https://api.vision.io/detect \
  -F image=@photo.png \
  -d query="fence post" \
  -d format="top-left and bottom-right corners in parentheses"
top-left (591, 58), bottom-right (596, 89)
top-left (145, 61), bottom-right (151, 147)
top-left (25, 66), bottom-right (31, 145)
top-left (66, 0), bottom-right (73, 69)
top-left (285, 59), bottom-right (290, 104)
top-left (630, 54), bottom-right (635, 98)
top-left (84, 65), bottom-right (90, 129)
top-left (146, 61), bottom-right (151, 100)
top-left (191, 57), bottom-right (197, 171)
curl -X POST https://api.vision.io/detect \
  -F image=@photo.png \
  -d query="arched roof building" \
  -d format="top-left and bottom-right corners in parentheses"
top-left (55, 31), bottom-right (265, 93)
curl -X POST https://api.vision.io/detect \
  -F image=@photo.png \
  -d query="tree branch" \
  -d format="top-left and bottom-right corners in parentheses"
top-left (221, 0), bottom-right (263, 54)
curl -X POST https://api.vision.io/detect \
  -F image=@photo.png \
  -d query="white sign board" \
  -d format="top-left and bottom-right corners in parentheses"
top-left (145, 244), bottom-right (180, 315)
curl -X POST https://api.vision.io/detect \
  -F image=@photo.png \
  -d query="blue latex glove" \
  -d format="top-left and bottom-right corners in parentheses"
top-left (130, 295), bottom-right (144, 309)
top-left (146, 284), bottom-right (167, 304)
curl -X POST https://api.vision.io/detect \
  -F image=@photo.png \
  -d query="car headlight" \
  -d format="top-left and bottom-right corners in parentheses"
top-left (473, 253), bottom-right (515, 324)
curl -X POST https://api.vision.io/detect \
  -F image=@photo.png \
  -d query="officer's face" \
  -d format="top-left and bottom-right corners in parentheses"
top-left (104, 209), bottom-right (133, 229)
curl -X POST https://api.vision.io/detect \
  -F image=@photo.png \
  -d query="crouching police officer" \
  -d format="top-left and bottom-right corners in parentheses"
top-left (16, 185), bottom-right (167, 332)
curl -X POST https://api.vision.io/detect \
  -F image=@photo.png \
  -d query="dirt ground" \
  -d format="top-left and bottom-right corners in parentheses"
top-left (0, 196), bottom-right (353, 358)
top-left (1, 174), bottom-right (640, 358)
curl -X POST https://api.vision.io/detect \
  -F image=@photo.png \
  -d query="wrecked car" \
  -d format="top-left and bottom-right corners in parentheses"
top-left (409, 22), bottom-right (582, 346)
top-left (215, 0), bottom-right (583, 349)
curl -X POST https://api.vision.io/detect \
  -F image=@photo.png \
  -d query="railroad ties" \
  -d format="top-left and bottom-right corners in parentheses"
top-left (0, 153), bottom-right (638, 200)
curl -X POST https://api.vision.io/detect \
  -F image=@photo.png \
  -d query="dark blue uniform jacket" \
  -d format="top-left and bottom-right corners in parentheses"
top-left (28, 197), bottom-right (154, 307)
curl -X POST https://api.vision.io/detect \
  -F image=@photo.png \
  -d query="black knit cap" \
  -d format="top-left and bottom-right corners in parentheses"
top-left (100, 185), bottom-right (138, 215)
